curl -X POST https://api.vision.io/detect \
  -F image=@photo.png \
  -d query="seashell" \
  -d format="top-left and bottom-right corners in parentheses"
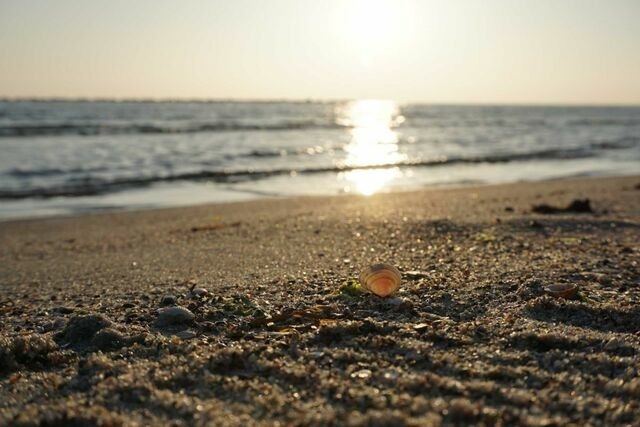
top-left (359, 263), bottom-right (402, 297)
top-left (544, 283), bottom-right (577, 299)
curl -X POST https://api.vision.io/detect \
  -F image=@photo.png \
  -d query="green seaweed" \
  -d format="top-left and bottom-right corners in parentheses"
top-left (576, 291), bottom-right (596, 304)
top-left (474, 232), bottom-right (496, 242)
top-left (337, 279), bottom-right (365, 297)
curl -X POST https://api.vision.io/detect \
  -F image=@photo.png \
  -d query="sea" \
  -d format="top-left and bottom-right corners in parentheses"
top-left (1, 100), bottom-right (639, 220)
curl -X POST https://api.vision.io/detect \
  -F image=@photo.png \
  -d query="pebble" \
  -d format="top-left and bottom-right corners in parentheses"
top-left (189, 288), bottom-right (209, 298)
top-left (386, 297), bottom-right (405, 306)
top-left (175, 330), bottom-right (197, 340)
top-left (351, 369), bottom-right (372, 379)
top-left (383, 370), bottom-right (399, 381)
top-left (603, 338), bottom-right (625, 351)
top-left (157, 306), bottom-right (195, 326)
top-left (160, 295), bottom-right (176, 306)
top-left (413, 323), bottom-right (430, 332)
top-left (91, 328), bottom-right (127, 351)
top-left (386, 297), bottom-right (413, 310)
top-left (52, 306), bottom-right (74, 314)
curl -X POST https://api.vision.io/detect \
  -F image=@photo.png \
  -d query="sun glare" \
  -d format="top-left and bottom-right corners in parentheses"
top-left (347, 0), bottom-right (396, 42)
top-left (337, 0), bottom-right (410, 62)
top-left (336, 100), bottom-right (406, 196)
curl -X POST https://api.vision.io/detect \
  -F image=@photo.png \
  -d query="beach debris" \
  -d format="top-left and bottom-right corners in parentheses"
top-left (404, 270), bottom-right (429, 280)
top-left (474, 232), bottom-right (497, 242)
top-left (552, 236), bottom-right (583, 245)
top-left (532, 198), bottom-right (593, 214)
top-left (359, 263), bottom-right (402, 297)
top-left (55, 314), bottom-right (112, 345)
top-left (160, 295), bottom-right (176, 306)
top-left (156, 306), bottom-right (195, 327)
top-left (412, 323), bottom-right (430, 332)
top-left (544, 283), bottom-right (578, 299)
top-left (191, 224), bottom-right (223, 232)
top-left (218, 295), bottom-right (266, 317)
top-left (190, 221), bottom-right (241, 233)
top-left (337, 279), bottom-right (364, 297)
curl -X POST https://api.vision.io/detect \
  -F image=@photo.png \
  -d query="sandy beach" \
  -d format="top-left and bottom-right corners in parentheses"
top-left (1, 175), bottom-right (639, 426)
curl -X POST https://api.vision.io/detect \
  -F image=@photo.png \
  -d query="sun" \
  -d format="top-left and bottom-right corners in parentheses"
top-left (337, 0), bottom-right (407, 55)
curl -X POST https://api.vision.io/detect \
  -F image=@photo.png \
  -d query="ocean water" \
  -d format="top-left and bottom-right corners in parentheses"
top-left (1, 100), bottom-right (639, 220)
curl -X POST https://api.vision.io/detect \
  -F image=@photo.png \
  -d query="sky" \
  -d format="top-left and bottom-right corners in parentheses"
top-left (1, 0), bottom-right (639, 104)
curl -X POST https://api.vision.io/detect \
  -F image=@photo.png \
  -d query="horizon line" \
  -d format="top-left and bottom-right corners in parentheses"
top-left (1, 96), bottom-right (639, 108)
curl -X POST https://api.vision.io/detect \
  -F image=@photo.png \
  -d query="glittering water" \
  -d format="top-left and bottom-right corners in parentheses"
top-left (1, 100), bottom-right (638, 219)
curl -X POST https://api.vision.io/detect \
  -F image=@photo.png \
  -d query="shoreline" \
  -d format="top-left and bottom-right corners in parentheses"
top-left (2, 171), bottom-right (638, 225)
top-left (1, 174), bottom-right (639, 425)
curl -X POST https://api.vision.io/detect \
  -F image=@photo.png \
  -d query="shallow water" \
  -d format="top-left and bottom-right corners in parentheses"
top-left (1, 100), bottom-right (638, 219)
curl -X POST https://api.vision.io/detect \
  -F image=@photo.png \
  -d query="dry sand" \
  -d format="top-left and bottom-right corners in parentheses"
top-left (1, 175), bottom-right (639, 426)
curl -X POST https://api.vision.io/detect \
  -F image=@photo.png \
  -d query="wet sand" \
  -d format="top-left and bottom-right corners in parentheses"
top-left (1, 175), bottom-right (639, 426)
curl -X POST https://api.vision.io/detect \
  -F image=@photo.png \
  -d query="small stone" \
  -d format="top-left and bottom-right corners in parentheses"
top-left (160, 295), bottom-right (176, 306)
top-left (189, 288), bottom-right (209, 298)
top-left (413, 323), bottom-right (430, 332)
top-left (383, 370), bottom-right (399, 381)
top-left (52, 306), bottom-right (74, 315)
top-left (604, 338), bottom-right (624, 351)
top-left (386, 297), bottom-right (405, 306)
top-left (175, 330), bottom-right (197, 340)
top-left (157, 306), bottom-right (195, 327)
top-left (386, 297), bottom-right (413, 310)
top-left (91, 328), bottom-right (127, 351)
top-left (351, 369), bottom-right (372, 379)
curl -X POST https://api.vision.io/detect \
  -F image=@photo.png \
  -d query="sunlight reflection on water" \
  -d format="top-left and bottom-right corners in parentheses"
top-left (336, 100), bottom-right (406, 195)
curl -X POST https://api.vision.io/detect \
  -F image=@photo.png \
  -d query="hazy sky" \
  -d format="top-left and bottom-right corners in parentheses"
top-left (1, 0), bottom-right (639, 104)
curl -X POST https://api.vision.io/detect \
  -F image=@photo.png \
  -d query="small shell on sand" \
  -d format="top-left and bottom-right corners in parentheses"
top-left (359, 264), bottom-right (402, 298)
top-left (544, 283), bottom-right (578, 299)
